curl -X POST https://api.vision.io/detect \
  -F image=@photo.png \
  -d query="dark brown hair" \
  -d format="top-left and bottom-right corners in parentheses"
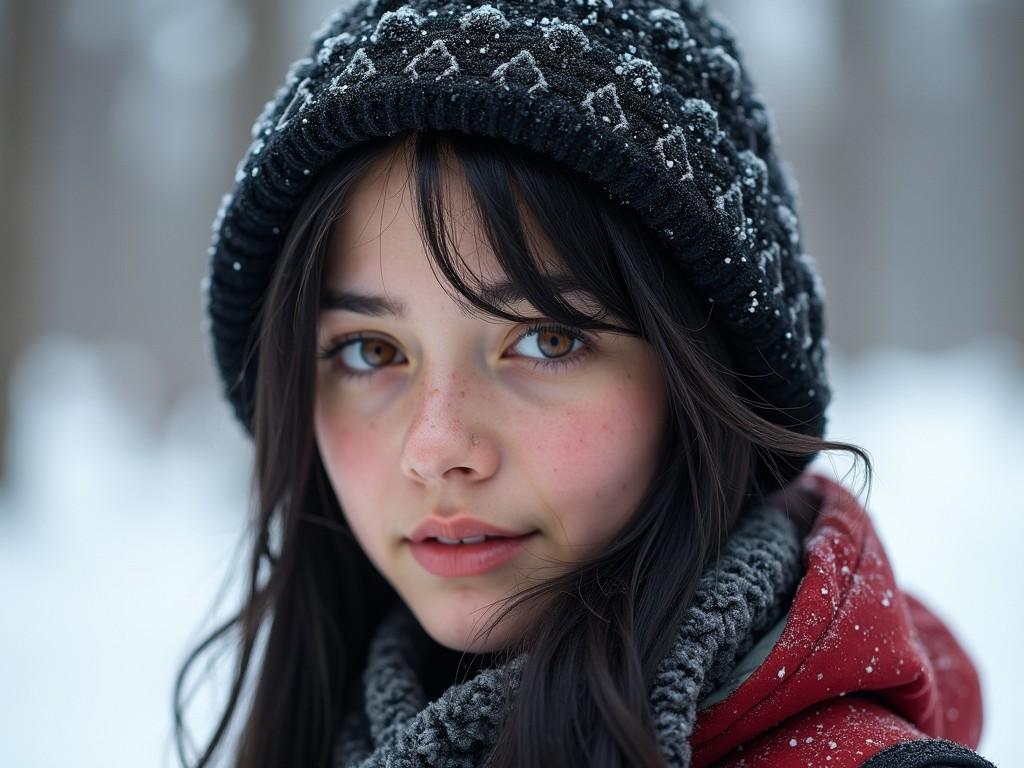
top-left (174, 130), bottom-right (871, 768)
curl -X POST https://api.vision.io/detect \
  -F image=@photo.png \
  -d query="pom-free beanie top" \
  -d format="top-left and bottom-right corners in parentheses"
top-left (204, 0), bottom-right (831, 487)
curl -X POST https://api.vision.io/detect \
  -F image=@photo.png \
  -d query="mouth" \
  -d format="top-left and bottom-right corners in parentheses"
top-left (408, 531), bottom-right (538, 577)
top-left (407, 514), bottom-right (534, 544)
top-left (426, 534), bottom-right (521, 545)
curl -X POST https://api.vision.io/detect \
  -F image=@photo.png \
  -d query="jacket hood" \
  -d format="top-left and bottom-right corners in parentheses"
top-left (690, 471), bottom-right (985, 767)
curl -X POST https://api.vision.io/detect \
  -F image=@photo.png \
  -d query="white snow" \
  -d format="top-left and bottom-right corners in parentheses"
top-left (0, 336), bottom-right (253, 767)
top-left (0, 333), bottom-right (1019, 766)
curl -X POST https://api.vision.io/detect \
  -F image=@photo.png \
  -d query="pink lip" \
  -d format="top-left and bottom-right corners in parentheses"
top-left (408, 533), bottom-right (537, 577)
top-left (408, 515), bottom-right (530, 543)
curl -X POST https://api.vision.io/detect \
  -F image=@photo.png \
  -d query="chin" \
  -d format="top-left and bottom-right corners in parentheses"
top-left (409, 592), bottom-right (522, 654)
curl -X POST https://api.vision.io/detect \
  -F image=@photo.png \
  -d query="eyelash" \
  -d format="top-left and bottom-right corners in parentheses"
top-left (316, 323), bottom-right (594, 381)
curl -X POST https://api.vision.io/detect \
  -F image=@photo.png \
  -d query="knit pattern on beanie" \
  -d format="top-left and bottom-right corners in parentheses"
top-left (331, 501), bottom-right (805, 766)
top-left (204, 0), bottom-right (830, 487)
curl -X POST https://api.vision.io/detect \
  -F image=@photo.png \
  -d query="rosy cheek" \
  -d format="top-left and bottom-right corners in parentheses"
top-left (519, 393), bottom-right (659, 549)
top-left (545, 408), bottom-right (619, 481)
top-left (316, 409), bottom-right (385, 511)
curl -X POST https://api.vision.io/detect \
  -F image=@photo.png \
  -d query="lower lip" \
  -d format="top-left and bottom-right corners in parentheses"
top-left (408, 533), bottom-right (537, 577)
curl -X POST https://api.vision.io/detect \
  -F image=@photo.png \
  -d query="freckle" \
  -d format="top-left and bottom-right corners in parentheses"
top-left (460, 390), bottom-right (465, 398)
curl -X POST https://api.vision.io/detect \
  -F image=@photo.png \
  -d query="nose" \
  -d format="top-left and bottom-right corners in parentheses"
top-left (399, 371), bottom-right (500, 486)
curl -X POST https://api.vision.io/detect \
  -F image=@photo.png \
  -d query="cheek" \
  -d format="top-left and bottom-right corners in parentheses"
top-left (314, 400), bottom-right (389, 532)
top-left (518, 385), bottom-right (665, 548)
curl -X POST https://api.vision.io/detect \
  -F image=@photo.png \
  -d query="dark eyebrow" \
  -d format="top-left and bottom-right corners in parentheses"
top-left (319, 275), bottom-right (593, 317)
top-left (319, 290), bottom-right (407, 317)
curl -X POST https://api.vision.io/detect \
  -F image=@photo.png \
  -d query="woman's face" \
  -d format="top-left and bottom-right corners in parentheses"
top-left (313, 144), bottom-right (669, 653)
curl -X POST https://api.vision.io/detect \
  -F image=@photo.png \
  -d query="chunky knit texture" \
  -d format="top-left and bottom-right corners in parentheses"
top-left (331, 501), bottom-right (804, 766)
top-left (204, 0), bottom-right (832, 486)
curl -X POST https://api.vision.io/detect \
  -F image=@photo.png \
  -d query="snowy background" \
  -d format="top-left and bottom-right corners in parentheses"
top-left (1, 0), bottom-right (1021, 766)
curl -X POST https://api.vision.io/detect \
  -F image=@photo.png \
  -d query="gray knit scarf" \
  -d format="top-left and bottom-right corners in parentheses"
top-left (332, 502), bottom-right (805, 767)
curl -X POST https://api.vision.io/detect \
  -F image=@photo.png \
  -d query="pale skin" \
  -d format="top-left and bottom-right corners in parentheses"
top-left (313, 141), bottom-right (670, 653)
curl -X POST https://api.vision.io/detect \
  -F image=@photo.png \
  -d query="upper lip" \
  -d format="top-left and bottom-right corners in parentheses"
top-left (408, 515), bottom-right (533, 543)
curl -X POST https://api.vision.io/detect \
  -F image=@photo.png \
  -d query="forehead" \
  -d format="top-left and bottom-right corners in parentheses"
top-left (323, 140), bottom-right (563, 293)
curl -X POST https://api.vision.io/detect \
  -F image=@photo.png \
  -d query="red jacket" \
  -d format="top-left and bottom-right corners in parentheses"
top-left (690, 471), bottom-right (994, 767)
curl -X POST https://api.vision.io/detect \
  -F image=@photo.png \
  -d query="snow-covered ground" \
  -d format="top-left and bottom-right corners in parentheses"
top-left (0, 334), bottom-right (1019, 767)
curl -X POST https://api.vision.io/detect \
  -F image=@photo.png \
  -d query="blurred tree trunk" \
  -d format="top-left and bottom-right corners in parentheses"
top-left (0, 0), bottom-right (41, 486)
top-left (244, 0), bottom-right (288, 109)
top-left (988, 2), bottom-right (1024, 345)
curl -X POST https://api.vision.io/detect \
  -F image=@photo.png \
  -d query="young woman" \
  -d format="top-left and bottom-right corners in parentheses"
top-left (178, 1), bottom-right (994, 766)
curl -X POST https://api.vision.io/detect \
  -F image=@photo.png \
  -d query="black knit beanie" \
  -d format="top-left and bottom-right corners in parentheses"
top-left (203, 0), bottom-right (831, 486)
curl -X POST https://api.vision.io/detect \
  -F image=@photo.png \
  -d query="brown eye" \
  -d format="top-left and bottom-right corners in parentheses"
top-left (510, 324), bottom-right (589, 370)
top-left (358, 339), bottom-right (398, 367)
top-left (318, 335), bottom-right (406, 378)
top-left (535, 330), bottom-right (575, 358)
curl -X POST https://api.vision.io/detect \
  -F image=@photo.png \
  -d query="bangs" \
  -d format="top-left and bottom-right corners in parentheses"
top-left (400, 130), bottom-right (643, 337)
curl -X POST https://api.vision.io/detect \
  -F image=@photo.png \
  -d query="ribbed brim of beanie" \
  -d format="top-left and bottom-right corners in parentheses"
top-left (203, 0), bottom-right (831, 491)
